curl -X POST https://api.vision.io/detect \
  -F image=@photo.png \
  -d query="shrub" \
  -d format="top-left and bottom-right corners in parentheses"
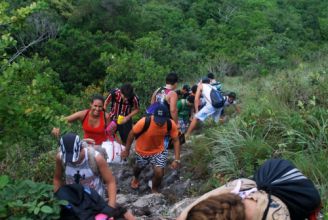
top-left (0, 175), bottom-right (66, 219)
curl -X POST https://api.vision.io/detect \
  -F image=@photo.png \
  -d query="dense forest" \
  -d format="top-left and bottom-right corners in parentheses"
top-left (1, 0), bottom-right (328, 219)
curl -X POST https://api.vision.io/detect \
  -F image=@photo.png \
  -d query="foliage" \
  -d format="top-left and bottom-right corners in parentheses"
top-left (0, 175), bottom-right (66, 219)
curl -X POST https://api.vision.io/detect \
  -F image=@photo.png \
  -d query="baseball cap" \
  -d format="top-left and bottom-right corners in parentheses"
top-left (153, 104), bottom-right (169, 124)
top-left (60, 133), bottom-right (82, 163)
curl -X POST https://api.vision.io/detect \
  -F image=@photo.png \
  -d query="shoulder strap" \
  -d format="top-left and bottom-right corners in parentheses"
top-left (87, 147), bottom-right (99, 175)
top-left (167, 119), bottom-right (172, 133)
top-left (135, 116), bottom-right (151, 139)
top-left (82, 109), bottom-right (90, 124)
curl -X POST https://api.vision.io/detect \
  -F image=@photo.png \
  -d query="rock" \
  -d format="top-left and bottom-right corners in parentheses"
top-left (168, 197), bottom-right (197, 217)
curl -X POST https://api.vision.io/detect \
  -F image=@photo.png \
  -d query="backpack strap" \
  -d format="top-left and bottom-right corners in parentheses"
top-left (166, 118), bottom-right (172, 134)
top-left (82, 109), bottom-right (90, 124)
top-left (87, 147), bottom-right (99, 175)
top-left (135, 116), bottom-right (151, 139)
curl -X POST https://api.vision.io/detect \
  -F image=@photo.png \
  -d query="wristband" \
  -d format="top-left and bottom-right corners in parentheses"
top-left (174, 159), bottom-right (181, 163)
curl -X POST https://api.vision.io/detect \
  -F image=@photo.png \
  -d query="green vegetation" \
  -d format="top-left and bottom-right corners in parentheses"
top-left (1, 0), bottom-right (328, 218)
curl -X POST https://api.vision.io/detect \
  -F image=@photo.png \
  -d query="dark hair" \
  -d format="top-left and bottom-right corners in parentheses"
top-left (201, 77), bottom-right (210, 84)
top-left (90, 94), bottom-right (104, 104)
top-left (191, 85), bottom-right (197, 94)
top-left (187, 193), bottom-right (245, 220)
top-left (228, 92), bottom-right (236, 99)
top-left (120, 83), bottom-right (135, 99)
top-left (187, 95), bottom-right (195, 104)
top-left (166, 72), bottom-right (178, 85)
top-left (182, 84), bottom-right (190, 91)
top-left (207, 72), bottom-right (215, 79)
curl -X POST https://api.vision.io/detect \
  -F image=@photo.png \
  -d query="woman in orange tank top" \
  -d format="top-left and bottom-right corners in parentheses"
top-left (52, 94), bottom-right (109, 146)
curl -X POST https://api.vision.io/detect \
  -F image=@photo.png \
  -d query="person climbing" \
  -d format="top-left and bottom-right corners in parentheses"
top-left (104, 83), bottom-right (140, 145)
top-left (176, 84), bottom-right (191, 99)
top-left (149, 72), bottom-right (179, 126)
top-left (53, 133), bottom-right (116, 205)
top-left (219, 91), bottom-right (240, 123)
top-left (184, 77), bottom-right (223, 138)
top-left (121, 104), bottom-right (181, 193)
top-left (52, 94), bottom-right (109, 147)
top-left (177, 95), bottom-right (195, 134)
top-left (53, 133), bottom-right (136, 220)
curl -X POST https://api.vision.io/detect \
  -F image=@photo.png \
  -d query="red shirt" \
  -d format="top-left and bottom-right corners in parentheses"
top-left (82, 110), bottom-right (107, 145)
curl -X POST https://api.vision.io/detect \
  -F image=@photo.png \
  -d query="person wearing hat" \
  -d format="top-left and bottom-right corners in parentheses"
top-left (53, 133), bottom-right (117, 208)
top-left (121, 104), bottom-right (181, 193)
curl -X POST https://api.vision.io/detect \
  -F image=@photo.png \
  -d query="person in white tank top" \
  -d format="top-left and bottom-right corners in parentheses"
top-left (185, 77), bottom-right (223, 138)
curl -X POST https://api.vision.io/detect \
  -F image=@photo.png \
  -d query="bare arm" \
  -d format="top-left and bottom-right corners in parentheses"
top-left (121, 130), bottom-right (135, 159)
top-left (96, 155), bottom-right (117, 208)
top-left (168, 91), bottom-right (179, 124)
top-left (51, 110), bottom-right (88, 137)
top-left (194, 83), bottom-right (202, 113)
top-left (170, 136), bottom-right (181, 169)
top-left (53, 153), bottom-right (63, 192)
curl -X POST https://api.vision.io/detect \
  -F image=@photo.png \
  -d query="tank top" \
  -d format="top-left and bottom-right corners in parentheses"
top-left (155, 87), bottom-right (173, 117)
top-left (201, 83), bottom-right (212, 106)
top-left (82, 110), bottom-right (107, 145)
top-left (64, 148), bottom-right (105, 198)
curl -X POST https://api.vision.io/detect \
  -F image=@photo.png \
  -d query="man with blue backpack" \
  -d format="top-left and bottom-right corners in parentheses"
top-left (185, 77), bottom-right (225, 139)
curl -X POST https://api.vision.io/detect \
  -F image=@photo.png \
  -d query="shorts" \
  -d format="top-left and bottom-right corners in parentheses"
top-left (195, 104), bottom-right (222, 122)
top-left (135, 149), bottom-right (168, 168)
top-left (117, 119), bottom-right (132, 144)
top-left (178, 118), bottom-right (189, 133)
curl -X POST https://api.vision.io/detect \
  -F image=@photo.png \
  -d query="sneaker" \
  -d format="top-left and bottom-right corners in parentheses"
top-left (130, 177), bottom-right (139, 189)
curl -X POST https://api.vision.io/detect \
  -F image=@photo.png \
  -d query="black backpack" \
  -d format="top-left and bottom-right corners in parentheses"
top-left (209, 85), bottom-right (224, 108)
top-left (254, 159), bottom-right (321, 220)
top-left (55, 184), bottom-right (126, 220)
top-left (135, 115), bottom-right (172, 139)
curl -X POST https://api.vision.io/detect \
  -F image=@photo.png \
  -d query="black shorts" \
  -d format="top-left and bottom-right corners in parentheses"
top-left (117, 119), bottom-right (132, 144)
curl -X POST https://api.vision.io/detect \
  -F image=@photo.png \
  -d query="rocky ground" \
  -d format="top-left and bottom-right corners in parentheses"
top-left (109, 141), bottom-right (204, 220)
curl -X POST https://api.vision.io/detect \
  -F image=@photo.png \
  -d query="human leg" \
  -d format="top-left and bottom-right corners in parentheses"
top-left (117, 119), bottom-right (132, 145)
top-left (131, 153), bottom-right (150, 189)
top-left (150, 149), bottom-right (168, 193)
top-left (185, 104), bottom-right (215, 137)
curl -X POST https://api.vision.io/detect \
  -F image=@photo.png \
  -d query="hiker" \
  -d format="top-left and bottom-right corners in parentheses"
top-left (104, 83), bottom-right (140, 145)
top-left (150, 72), bottom-right (179, 126)
top-left (177, 159), bottom-right (322, 220)
top-left (220, 91), bottom-right (240, 123)
top-left (176, 84), bottom-right (191, 99)
top-left (207, 72), bottom-right (222, 91)
top-left (53, 133), bottom-right (136, 220)
top-left (121, 104), bottom-right (181, 193)
top-left (177, 95), bottom-right (195, 133)
top-left (53, 133), bottom-right (116, 206)
top-left (185, 77), bottom-right (222, 138)
top-left (52, 94), bottom-right (109, 147)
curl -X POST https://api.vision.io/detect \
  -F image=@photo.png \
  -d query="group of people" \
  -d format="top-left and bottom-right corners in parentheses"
top-left (51, 72), bottom-right (244, 219)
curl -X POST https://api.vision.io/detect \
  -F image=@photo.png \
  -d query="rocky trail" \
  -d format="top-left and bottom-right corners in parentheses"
top-left (110, 141), bottom-right (204, 220)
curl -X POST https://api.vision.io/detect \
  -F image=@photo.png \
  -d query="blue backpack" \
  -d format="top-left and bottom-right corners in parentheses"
top-left (209, 85), bottom-right (224, 108)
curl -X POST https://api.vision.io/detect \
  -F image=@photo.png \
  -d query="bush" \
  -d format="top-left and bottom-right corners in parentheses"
top-left (0, 175), bottom-right (66, 219)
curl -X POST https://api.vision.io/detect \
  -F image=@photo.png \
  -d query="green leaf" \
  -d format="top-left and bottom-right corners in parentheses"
top-left (40, 205), bottom-right (53, 214)
top-left (0, 175), bottom-right (9, 189)
top-left (34, 206), bottom-right (40, 215)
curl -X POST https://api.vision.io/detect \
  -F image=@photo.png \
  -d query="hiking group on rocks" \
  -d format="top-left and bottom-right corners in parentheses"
top-left (51, 72), bottom-right (322, 220)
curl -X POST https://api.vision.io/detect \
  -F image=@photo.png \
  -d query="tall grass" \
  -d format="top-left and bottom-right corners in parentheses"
top-left (192, 59), bottom-right (328, 212)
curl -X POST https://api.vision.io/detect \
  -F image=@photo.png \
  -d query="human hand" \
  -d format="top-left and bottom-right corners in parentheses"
top-left (170, 160), bottom-right (181, 169)
top-left (121, 149), bottom-right (130, 159)
top-left (121, 116), bottom-right (130, 124)
top-left (51, 127), bottom-right (60, 137)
